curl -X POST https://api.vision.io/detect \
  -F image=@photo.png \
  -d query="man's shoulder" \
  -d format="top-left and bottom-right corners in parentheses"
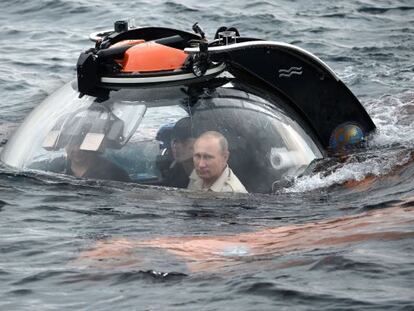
top-left (89, 156), bottom-right (131, 182)
top-left (226, 168), bottom-right (248, 193)
top-left (29, 156), bottom-right (67, 173)
top-left (165, 162), bottom-right (189, 188)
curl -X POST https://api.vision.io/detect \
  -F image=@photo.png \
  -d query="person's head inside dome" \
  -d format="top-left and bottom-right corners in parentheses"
top-left (188, 131), bottom-right (247, 193)
top-left (63, 134), bottom-right (131, 182)
top-left (171, 117), bottom-right (196, 165)
top-left (157, 117), bottom-right (196, 188)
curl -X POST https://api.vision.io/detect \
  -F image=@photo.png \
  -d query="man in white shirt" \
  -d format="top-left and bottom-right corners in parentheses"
top-left (187, 131), bottom-right (247, 193)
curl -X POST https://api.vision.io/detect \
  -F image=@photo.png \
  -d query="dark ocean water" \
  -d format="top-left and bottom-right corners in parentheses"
top-left (0, 0), bottom-right (414, 310)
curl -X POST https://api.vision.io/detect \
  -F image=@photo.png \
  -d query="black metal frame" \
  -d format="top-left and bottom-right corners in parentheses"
top-left (76, 22), bottom-right (376, 151)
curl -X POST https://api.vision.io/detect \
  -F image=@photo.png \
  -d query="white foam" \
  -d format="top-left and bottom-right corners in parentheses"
top-left (285, 91), bottom-right (414, 193)
top-left (286, 159), bottom-right (380, 193)
top-left (366, 91), bottom-right (414, 148)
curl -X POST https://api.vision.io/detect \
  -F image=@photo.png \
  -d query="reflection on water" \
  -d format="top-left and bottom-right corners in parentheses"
top-left (78, 200), bottom-right (414, 273)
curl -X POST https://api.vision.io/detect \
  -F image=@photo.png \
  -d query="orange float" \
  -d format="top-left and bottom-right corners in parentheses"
top-left (119, 42), bottom-right (188, 72)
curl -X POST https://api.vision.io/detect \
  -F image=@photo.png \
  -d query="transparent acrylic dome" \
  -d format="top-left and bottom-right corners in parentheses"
top-left (1, 79), bottom-right (322, 193)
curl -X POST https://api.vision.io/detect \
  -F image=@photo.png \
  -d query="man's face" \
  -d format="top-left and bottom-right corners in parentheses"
top-left (171, 138), bottom-right (195, 162)
top-left (193, 136), bottom-right (228, 183)
top-left (65, 143), bottom-right (91, 164)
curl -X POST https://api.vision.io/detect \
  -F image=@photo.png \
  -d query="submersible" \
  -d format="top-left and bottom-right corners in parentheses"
top-left (0, 21), bottom-right (376, 193)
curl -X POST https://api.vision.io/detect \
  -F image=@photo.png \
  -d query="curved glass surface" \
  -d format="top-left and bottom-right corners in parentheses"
top-left (1, 79), bottom-right (322, 193)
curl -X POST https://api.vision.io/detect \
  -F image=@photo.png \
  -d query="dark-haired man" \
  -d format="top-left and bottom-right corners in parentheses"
top-left (160, 117), bottom-right (195, 188)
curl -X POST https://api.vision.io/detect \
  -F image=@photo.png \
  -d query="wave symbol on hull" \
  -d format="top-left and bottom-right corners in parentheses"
top-left (278, 67), bottom-right (303, 78)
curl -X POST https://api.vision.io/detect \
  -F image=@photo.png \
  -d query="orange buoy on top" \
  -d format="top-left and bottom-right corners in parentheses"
top-left (120, 42), bottom-right (188, 73)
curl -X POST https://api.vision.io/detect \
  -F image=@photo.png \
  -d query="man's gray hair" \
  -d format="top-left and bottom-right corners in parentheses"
top-left (198, 131), bottom-right (228, 153)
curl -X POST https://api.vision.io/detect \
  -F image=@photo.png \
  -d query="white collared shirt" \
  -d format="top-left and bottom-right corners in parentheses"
top-left (188, 165), bottom-right (248, 193)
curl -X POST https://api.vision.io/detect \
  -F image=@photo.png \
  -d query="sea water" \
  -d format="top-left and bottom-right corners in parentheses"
top-left (0, 1), bottom-right (413, 310)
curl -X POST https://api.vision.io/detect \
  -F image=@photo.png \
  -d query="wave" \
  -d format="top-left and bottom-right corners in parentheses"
top-left (357, 6), bottom-right (414, 15)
